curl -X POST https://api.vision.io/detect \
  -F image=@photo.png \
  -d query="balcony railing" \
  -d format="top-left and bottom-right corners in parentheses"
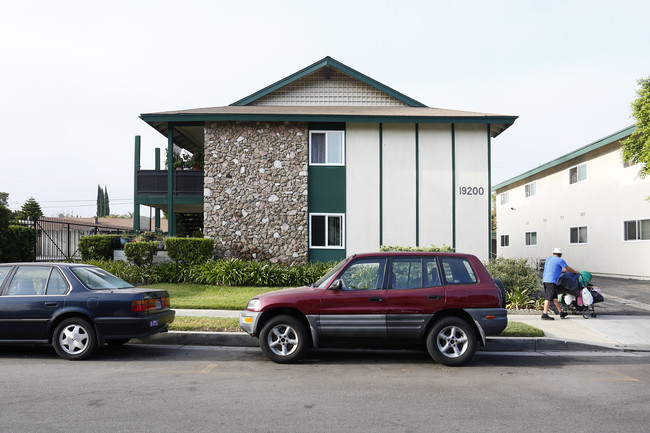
top-left (137, 170), bottom-right (204, 196)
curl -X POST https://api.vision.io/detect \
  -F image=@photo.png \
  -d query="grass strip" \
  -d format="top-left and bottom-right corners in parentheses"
top-left (144, 283), bottom-right (283, 310)
top-left (169, 316), bottom-right (544, 337)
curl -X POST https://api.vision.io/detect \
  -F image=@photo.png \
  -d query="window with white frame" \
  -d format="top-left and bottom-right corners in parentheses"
top-left (310, 213), bottom-right (344, 248)
top-left (500, 235), bottom-right (509, 247)
top-left (309, 131), bottom-right (344, 165)
top-left (570, 226), bottom-right (588, 244)
top-left (500, 191), bottom-right (509, 205)
top-left (569, 163), bottom-right (587, 184)
top-left (525, 231), bottom-right (537, 246)
top-left (624, 219), bottom-right (650, 241)
top-left (525, 182), bottom-right (536, 197)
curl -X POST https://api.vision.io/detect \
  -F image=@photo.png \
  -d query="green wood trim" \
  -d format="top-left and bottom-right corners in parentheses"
top-left (451, 124), bottom-right (456, 250)
top-left (141, 112), bottom-right (516, 126)
top-left (379, 123), bottom-right (383, 247)
top-left (231, 56), bottom-right (426, 107)
top-left (415, 124), bottom-right (419, 247)
top-left (487, 124), bottom-right (492, 259)
top-left (167, 126), bottom-right (176, 236)
top-left (134, 136), bottom-right (141, 233)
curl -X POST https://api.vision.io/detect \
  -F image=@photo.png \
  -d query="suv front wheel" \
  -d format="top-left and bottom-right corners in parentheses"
top-left (259, 315), bottom-right (308, 364)
top-left (426, 317), bottom-right (476, 366)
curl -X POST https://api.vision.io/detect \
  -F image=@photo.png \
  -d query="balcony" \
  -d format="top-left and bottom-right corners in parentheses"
top-left (135, 169), bottom-right (204, 214)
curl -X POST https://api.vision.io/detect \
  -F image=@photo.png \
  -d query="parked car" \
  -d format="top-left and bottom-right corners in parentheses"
top-left (240, 252), bottom-right (507, 366)
top-left (0, 263), bottom-right (175, 360)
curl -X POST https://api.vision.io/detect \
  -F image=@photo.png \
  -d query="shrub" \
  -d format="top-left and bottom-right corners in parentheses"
top-left (485, 257), bottom-right (542, 310)
top-left (2, 225), bottom-right (36, 262)
top-left (165, 237), bottom-right (214, 265)
top-left (79, 235), bottom-right (121, 261)
top-left (380, 244), bottom-right (455, 252)
top-left (124, 241), bottom-right (159, 267)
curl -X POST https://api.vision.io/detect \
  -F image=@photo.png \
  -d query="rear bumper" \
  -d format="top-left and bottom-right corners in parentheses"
top-left (95, 309), bottom-right (176, 341)
top-left (464, 308), bottom-right (508, 345)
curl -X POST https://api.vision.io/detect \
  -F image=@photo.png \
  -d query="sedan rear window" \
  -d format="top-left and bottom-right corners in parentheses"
top-left (72, 267), bottom-right (133, 290)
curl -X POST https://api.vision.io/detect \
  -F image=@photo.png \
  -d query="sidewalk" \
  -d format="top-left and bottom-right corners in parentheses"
top-left (143, 308), bottom-right (650, 352)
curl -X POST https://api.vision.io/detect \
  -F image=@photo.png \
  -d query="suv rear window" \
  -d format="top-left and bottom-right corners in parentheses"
top-left (440, 257), bottom-right (477, 285)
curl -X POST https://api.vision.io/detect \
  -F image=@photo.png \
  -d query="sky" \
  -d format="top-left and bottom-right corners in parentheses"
top-left (1, 0), bottom-right (649, 217)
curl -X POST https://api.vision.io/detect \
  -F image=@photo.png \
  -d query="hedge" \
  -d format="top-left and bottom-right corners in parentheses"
top-left (124, 241), bottom-right (159, 267)
top-left (165, 237), bottom-right (214, 265)
top-left (1, 225), bottom-right (36, 262)
top-left (79, 235), bottom-right (121, 261)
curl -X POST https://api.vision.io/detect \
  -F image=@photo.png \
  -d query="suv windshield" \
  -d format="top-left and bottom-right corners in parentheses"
top-left (314, 257), bottom-right (349, 288)
top-left (72, 266), bottom-right (134, 290)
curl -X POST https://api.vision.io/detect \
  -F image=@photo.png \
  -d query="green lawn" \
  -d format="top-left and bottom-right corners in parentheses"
top-left (143, 283), bottom-right (283, 310)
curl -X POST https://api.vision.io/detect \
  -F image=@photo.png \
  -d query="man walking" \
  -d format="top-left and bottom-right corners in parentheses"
top-left (541, 248), bottom-right (578, 320)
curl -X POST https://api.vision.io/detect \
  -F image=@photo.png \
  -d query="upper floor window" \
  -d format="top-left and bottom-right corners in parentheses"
top-left (570, 226), bottom-right (588, 244)
top-left (525, 182), bottom-right (536, 197)
top-left (624, 219), bottom-right (650, 241)
top-left (569, 163), bottom-right (587, 184)
top-left (500, 235), bottom-right (509, 247)
top-left (310, 131), bottom-right (344, 166)
top-left (500, 192), bottom-right (509, 205)
top-left (525, 231), bottom-right (537, 246)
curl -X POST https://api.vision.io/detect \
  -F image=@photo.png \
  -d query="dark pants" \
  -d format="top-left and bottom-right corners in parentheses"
top-left (543, 282), bottom-right (558, 301)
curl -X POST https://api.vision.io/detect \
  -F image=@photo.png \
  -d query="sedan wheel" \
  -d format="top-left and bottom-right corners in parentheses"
top-left (259, 315), bottom-right (308, 364)
top-left (426, 317), bottom-right (476, 366)
top-left (53, 317), bottom-right (97, 360)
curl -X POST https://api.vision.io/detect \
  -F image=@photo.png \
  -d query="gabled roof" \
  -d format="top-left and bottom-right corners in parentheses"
top-left (140, 56), bottom-right (518, 145)
top-left (231, 56), bottom-right (426, 107)
top-left (492, 125), bottom-right (636, 192)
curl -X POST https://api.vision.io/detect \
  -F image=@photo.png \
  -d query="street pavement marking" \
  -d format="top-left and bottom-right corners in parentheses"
top-left (587, 370), bottom-right (640, 382)
top-left (160, 362), bottom-right (250, 376)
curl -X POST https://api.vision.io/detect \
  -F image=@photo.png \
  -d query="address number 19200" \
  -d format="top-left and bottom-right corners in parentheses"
top-left (458, 186), bottom-right (485, 196)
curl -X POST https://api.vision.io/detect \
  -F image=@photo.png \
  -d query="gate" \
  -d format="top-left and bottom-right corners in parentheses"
top-left (18, 218), bottom-right (125, 262)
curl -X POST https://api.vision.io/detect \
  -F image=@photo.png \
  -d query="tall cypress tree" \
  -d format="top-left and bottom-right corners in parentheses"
top-left (104, 185), bottom-right (110, 217)
top-left (96, 185), bottom-right (103, 217)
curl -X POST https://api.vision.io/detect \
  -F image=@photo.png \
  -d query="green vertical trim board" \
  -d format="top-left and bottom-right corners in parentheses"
top-left (487, 124), bottom-right (492, 259)
top-left (379, 123), bottom-right (383, 247)
top-left (415, 124), bottom-right (419, 247)
top-left (133, 136), bottom-right (141, 233)
top-left (451, 124), bottom-right (456, 250)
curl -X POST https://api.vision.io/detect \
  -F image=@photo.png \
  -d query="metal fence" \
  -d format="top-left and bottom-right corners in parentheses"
top-left (16, 218), bottom-right (125, 262)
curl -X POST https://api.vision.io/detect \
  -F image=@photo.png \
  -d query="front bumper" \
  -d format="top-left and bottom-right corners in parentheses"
top-left (239, 310), bottom-right (262, 336)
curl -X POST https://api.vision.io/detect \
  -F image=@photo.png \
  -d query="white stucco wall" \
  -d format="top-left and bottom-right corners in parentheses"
top-left (345, 122), bottom-right (491, 261)
top-left (496, 143), bottom-right (650, 279)
top-left (346, 123), bottom-right (381, 253)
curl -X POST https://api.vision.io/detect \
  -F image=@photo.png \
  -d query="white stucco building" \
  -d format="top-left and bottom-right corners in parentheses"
top-left (493, 125), bottom-right (650, 279)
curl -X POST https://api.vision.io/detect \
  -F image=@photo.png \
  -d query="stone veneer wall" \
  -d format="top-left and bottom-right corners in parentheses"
top-left (203, 121), bottom-right (309, 265)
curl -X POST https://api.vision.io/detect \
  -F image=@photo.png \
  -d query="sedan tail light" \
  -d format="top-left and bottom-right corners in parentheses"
top-left (132, 296), bottom-right (171, 312)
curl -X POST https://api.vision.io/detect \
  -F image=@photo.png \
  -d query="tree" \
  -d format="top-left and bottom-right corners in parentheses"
top-left (622, 76), bottom-right (650, 180)
top-left (104, 185), bottom-right (110, 216)
top-left (0, 192), bottom-right (8, 207)
top-left (19, 197), bottom-right (43, 221)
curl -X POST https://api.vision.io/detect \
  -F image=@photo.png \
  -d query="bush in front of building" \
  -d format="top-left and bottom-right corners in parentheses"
top-left (485, 257), bottom-right (542, 310)
top-left (124, 240), bottom-right (159, 267)
top-left (79, 235), bottom-right (121, 261)
top-left (165, 237), bottom-right (214, 265)
top-left (1, 225), bottom-right (36, 262)
top-left (380, 244), bottom-right (455, 252)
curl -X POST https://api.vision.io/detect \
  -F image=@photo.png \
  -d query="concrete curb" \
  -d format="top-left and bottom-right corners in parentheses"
top-left (133, 331), bottom-right (632, 352)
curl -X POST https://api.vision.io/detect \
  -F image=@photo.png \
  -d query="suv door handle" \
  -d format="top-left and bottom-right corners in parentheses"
top-left (369, 297), bottom-right (383, 302)
top-left (44, 302), bottom-right (58, 307)
top-left (428, 295), bottom-right (441, 300)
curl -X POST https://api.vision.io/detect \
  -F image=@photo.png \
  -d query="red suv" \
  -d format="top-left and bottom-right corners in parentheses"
top-left (239, 252), bottom-right (507, 366)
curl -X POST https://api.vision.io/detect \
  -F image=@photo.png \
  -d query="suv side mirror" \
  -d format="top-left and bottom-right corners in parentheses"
top-left (329, 279), bottom-right (343, 290)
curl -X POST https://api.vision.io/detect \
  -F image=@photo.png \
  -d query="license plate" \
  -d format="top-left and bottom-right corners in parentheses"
top-left (150, 320), bottom-right (159, 327)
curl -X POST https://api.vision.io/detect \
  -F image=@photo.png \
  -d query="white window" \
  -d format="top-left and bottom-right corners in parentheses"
top-left (309, 213), bottom-right (345, 248)
top-left (624, 219), bottom-right (650, 241)
top-left (500, 192), bottom-right (509, 205)
top-left (570, 226), bottom-right (588, 244)
top-left (525, 231), bottom-right (537, 246)
top-left (309, 131), bottom-right (344, 166)
top-left (525, 182), bottom-right (536, 197)
top-left (569, 163), bottom-right (587, 184)
top-left (500, 235), bottom-right (509, 247)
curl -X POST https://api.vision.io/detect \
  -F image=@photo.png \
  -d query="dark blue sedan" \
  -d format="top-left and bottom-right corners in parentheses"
top-left (0, 263), bottom-right (175, 360)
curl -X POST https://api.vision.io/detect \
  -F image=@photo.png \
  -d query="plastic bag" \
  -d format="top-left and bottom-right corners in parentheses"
top-left (581, 287), bottom-right (594, 306)
top-left (564, 294), bottom-right (576, 305)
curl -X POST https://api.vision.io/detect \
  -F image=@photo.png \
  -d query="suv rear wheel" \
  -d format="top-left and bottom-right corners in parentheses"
top-left (259, 315), bottom-right (308, 364)
top-left (426, 317), bottom-right (476, 366)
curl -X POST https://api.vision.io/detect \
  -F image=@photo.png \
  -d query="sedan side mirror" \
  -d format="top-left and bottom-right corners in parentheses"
top-left (329, 279), bottom-right (343, 290)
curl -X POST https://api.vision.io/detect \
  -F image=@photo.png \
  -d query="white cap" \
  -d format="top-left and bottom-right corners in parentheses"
top-left (553, 247), bottom-right (563, 254)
